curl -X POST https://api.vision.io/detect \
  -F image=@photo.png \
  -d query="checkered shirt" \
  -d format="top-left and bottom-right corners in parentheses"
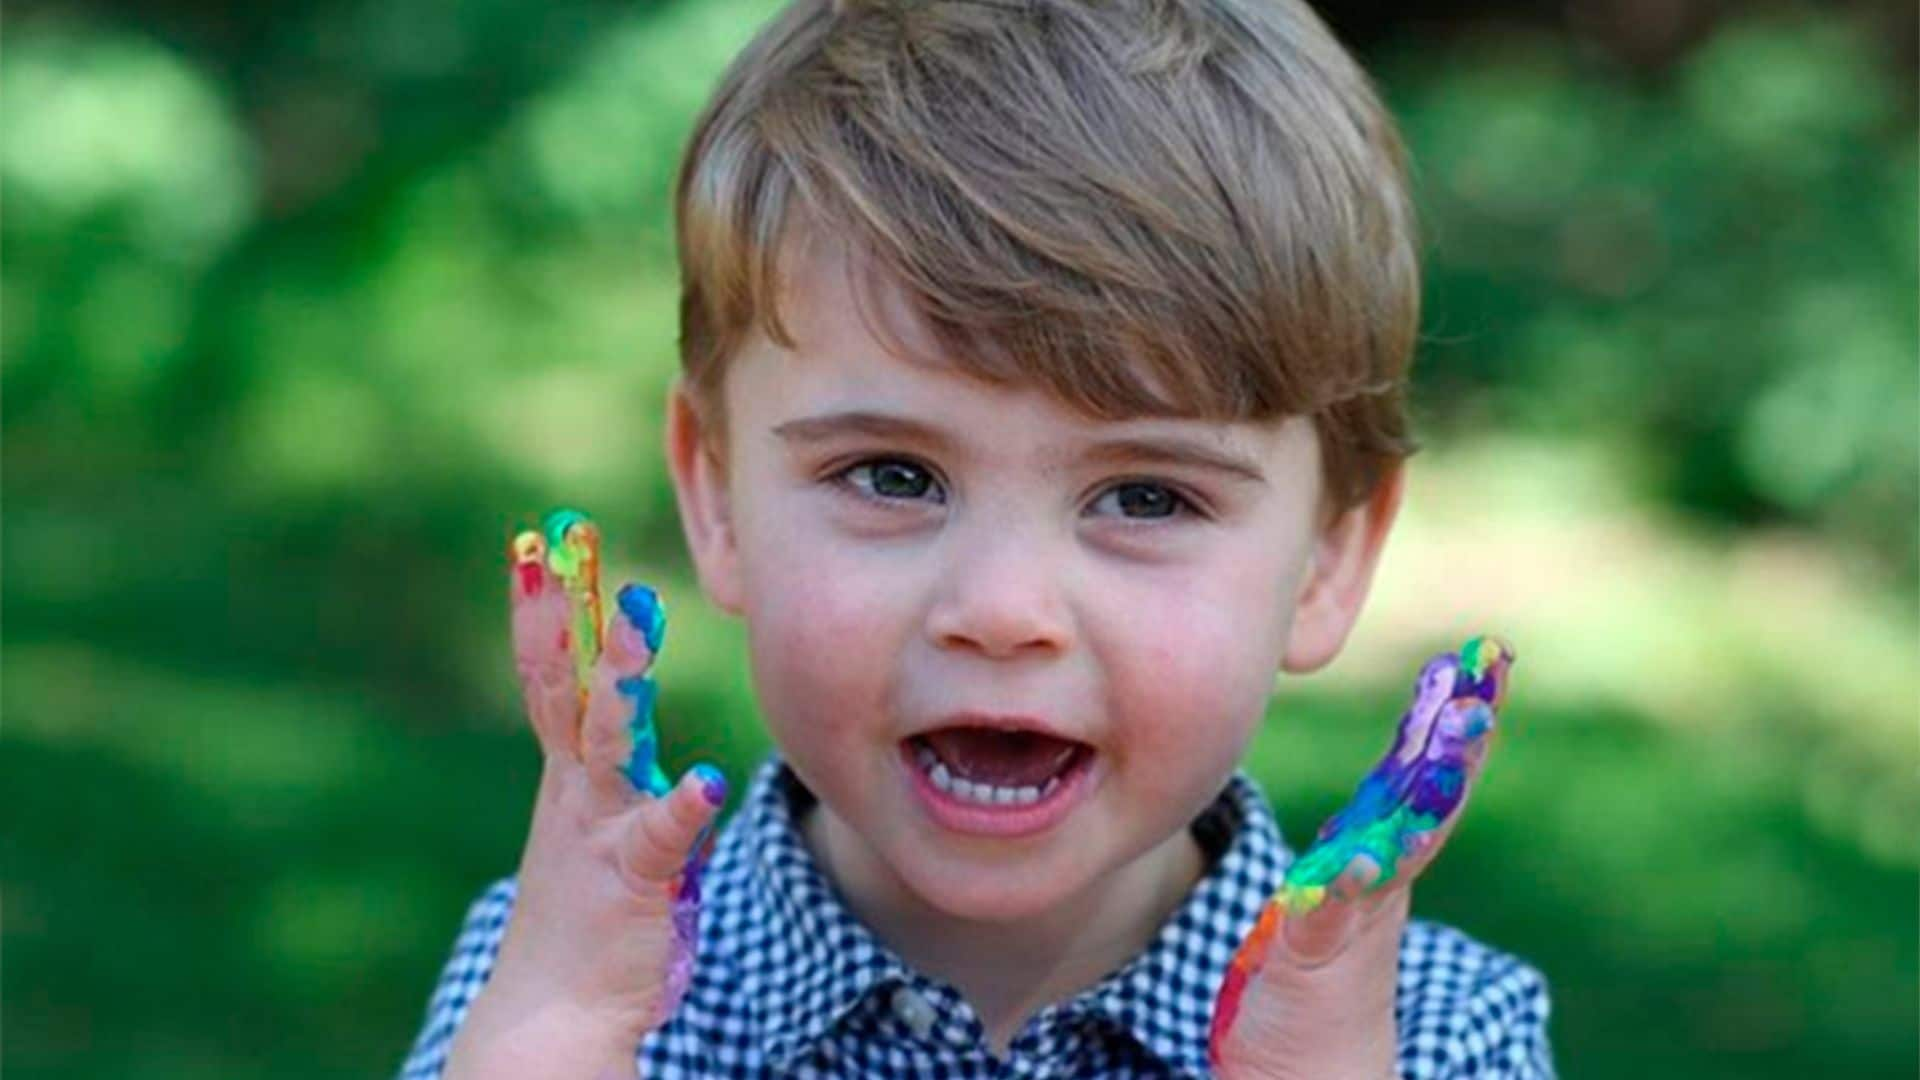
top-left (401, 757), bottom-right (1554, 1078)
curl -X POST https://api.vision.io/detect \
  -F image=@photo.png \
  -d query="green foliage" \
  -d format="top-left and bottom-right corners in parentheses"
top-left (1391, 14), bottom-right (1918, 579)
top-left (1251, 691), bottom-right (1917, 1078)
top-left (2, 2), bottom-right (1914, 1077)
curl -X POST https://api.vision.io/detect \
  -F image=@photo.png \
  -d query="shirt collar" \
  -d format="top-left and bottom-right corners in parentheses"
top-left (738, 757), bottom-right (1290, 1074)
top-left (1074, 774), bottom-right (1289, 1075)
top-left (745, 761), bottom-right (913, 1068)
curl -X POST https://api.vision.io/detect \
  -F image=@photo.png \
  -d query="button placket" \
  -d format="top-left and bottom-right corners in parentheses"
top-left (890, 983), bottom-right (939, 1040)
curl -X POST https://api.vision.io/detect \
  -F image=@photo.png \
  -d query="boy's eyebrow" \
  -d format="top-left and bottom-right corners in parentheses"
top-left (772, 410), bottom-right (952, 447)
top-left (1078, 436), bottom-right (1269, 485)
top-left (772, 409), bottom-right (1268, 484)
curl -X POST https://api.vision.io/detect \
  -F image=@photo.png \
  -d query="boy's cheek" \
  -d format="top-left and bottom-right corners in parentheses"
top-left (745, 594), bottom-right (869, 706)
top-left (1095, 591), bottom-right (1283, 770)
top-left (1113, 649), bottom-right (1268, 768)
top-left (740, 559), bottom-right (907, 728)
top-left (738, 517), bottom-right (899, 641)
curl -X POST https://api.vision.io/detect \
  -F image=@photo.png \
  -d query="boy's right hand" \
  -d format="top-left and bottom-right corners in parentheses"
top-left (443, 527), bottom-right (726, 1080)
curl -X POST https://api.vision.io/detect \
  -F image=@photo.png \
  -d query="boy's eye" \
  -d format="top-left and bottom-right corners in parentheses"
top-left (1090, 481), bottom-right (1192, 520)
top-left (839, 457), bottom-right (945, 503)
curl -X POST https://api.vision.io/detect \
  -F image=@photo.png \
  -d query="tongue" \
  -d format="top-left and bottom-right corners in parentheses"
top-left (923, 728), bottom-right (1080, 788)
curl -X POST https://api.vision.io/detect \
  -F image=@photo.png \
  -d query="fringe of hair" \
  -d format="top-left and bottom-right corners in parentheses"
top-left (675, 0), bottom-right (1422, 514)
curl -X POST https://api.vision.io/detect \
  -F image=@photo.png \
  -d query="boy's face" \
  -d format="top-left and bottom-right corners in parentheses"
top-left (668, 241), bottom-right (1400, 924)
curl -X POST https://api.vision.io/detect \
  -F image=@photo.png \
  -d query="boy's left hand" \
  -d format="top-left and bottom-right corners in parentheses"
top-left (1209, 640), bottom-right (1512, 1080)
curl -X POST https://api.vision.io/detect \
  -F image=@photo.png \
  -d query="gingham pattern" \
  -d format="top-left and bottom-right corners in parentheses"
top-left (401, 757), bottom-right (1554, 1078)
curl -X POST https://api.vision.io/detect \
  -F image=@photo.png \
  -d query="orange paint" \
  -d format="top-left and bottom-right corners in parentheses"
top-left (1209, 900), bottom-right (1283, 1065)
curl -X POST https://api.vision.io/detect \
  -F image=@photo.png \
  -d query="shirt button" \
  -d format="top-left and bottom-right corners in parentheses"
top-left (890, 985), bottom-right (938, 1038)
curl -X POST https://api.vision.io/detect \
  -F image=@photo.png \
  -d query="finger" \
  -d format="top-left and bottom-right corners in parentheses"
top-left (1209, 880), bottom-right (1406, 1073)
top-left (1312, 650), bottom-right (1459, 846)
top-left (582, 583), bottom-right (676, 806)
top-left (1291, 646), bottom-right (1505, 903)
top-left (1457, 634), bottom-right (1517, 713)
top-left (511, 529), bottom-right (583, 760)
top-left (1278, 854), bottom-right (1379, 966)
top-left (617, 765), bottom-right (728, 885)
top-left (1210, 642), bottom-right (1512, 1071)
top-left (1208, 899), bottom-right (1282, 1060)
top-left (542, 509), bottom-right (605, 692)
top-left (1376, 699), bottom-right (1499, 887)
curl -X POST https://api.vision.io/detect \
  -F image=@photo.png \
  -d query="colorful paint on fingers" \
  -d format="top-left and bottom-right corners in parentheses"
top-left (657, 764), bottom-right (728, 1025)
top-left (542, 509), bottom-right (605, 696)
top-left (513, 507), bottom-right (727, 1029)
top-left (614, 582), bottom-right (675, 798)
top-left (1208, 636), bottom-right (1514, 1066)
top-left (509, 530), bottom-right (548, 598)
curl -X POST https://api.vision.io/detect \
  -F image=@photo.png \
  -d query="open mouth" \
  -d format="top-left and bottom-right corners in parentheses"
top-left (904, 728), bottom-right (1093, 809)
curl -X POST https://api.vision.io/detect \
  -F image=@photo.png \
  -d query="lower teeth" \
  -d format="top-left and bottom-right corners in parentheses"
top-left (916, 744), bottom-right (1063, 806)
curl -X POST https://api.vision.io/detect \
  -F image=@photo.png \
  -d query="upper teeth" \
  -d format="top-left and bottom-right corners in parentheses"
top-left (917, 744), bottom-right (1059, 806)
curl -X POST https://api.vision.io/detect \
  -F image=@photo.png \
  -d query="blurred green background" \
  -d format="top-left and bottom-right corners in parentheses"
top-left (3, 0), bottom-right (1915, 1075)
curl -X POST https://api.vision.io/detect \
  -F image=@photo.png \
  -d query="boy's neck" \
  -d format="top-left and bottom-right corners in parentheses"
top-left (802, 806), bottom-right (1206, 1056)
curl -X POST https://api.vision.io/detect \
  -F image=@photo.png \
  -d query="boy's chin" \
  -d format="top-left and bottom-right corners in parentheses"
top-left (888, 845), bottom-right (1106, 924)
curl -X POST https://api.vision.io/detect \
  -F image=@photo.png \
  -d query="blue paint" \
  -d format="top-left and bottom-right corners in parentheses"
top-left (616, 673), bottom-right (674, 797)
top-left (610, 585), bottom-right (674, 797)
top-left (617, 582), bottom-right (668, 654)
top-left (689, 762), bottom-right (728, 806)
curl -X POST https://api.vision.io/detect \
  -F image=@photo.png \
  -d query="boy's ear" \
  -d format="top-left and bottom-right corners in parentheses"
top-left (1281, 462), bottom-right (1406, 674)
top-left (664, 380), bottom-right (745, 616)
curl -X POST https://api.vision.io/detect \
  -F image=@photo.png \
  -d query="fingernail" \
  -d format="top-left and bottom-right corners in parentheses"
top-left (610, 608), bottom-right (650, 666)
top-left (510, 530), bottom-right (546, 597)
top-left (616, 583), bottom-right (668, 654)
top-left (1279, 888), bottom-right (1360, 964)
top-left (1280, 882), bottom-right (1327, 917)
top-left (688, 763), bottom-right (727, 806)
top-left (1405, 829), bottom-right (1433, 858)
top-left (1460, 635), bottom-right (1516, 706)
top-left (541, 508), bottom-right (592, 561)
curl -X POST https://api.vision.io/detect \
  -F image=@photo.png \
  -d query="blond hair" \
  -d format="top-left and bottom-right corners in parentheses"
top-left (674, 0), bottom-right (1420, 516)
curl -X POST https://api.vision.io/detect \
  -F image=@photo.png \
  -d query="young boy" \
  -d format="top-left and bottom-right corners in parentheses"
top-left (402, 0), bottom-right (1553, 1075)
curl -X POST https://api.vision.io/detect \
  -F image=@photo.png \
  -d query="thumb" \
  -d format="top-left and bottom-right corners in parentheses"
top-left (617, 764), bottom-right (728, 886)
top-left (1276, 854), bottom-right (1381, 966)
top-left (1209, 881), bottom-right (1405, 1078)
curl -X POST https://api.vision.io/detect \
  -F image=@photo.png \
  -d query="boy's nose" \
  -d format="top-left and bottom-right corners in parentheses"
top-left (923, 528), bottom-right (1074, 660)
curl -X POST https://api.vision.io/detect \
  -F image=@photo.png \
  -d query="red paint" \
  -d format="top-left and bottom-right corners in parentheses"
top-left (515, 561), bottom-right (544, 597)
top-left (1209, 900), bottom-right (1283, 1066)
